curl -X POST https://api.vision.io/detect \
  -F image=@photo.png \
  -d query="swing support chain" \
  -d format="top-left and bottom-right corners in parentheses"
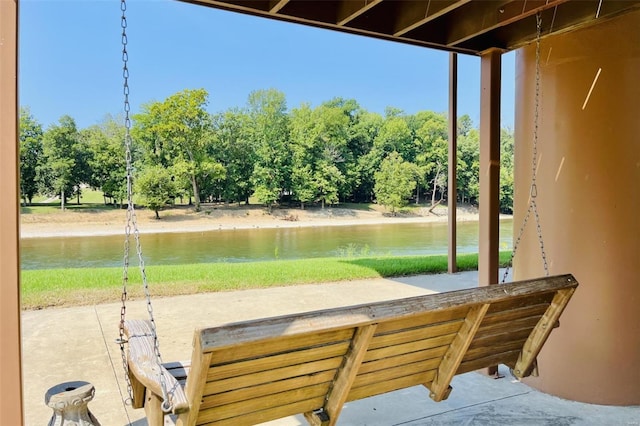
top-left (502, 12), bottom-right (549, 283)
top-left (117, 0), bottom-right (173, 414)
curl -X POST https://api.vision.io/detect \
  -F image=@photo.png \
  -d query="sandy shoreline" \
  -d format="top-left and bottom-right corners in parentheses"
top-left (20, 204), bottom-right (502, 239)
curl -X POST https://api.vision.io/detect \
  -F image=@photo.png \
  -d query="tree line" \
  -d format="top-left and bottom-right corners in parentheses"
top-left (19, 88), bottom-right (515, 216)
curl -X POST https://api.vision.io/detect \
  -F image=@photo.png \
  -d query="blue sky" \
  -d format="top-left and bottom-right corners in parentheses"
top-left (19, 0), bottom-right (515, 130)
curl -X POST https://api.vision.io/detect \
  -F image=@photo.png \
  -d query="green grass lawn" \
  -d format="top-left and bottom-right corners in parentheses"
top-left (21, 251), bottom-right (512, 309)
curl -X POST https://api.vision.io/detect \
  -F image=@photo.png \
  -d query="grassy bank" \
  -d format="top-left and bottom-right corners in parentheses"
top-left (22, 252), bottom-right (512, 309)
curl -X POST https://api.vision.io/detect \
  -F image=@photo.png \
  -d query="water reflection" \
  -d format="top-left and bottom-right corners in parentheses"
top-left (21, 220), bottom-right (513, 270)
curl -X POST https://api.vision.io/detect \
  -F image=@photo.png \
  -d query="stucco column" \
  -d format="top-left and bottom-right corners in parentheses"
top-left (514, 10), bottom-right (640, 405)
top-left (0, 0), bottom-right (24, 422)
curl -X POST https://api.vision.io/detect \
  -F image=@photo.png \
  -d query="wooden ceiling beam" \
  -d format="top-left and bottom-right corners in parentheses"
top-left (445, 0), bottom-right (568, 47)
top-left (393, 0), bottom-right (472, 37)
top-left (483, 0), bottom-right (640, 52)
top-left (180, 0), bottom-right (640, 55)
top-left (268, 0), bottom-right (289, 15)
top-left (336, 0), bottom-right (384, 26)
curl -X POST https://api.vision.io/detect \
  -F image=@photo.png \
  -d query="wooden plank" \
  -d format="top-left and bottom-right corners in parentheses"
top-left (375, 306), bottom-right (468, 334)
top-left (198, 275), bottom-right (578, 352)
top-left (481, 303), bottom-right (549, 325)
top-left (208, 328), bottom-right (353, 364)
top-left (512, 287), bottom-right (576, 378)
top-left (197, 395), bottom-right (327, 426)
top-left (393, 0), bottom-right (472, 36)
top-left (359, 346), bottom-right (448, 375)
top-left (268, 0), bottom-right (288, 14)
top-left (368, 320), bottom-right (463, 350)
top-left (353, 359), bottom-right (440, 389)
top-left (336, 0), bottom-right (383, 26)
top-left (207, 341), bottom-right (350, 381)
top-left (468, 327), bottom-right (532, 350)
top-left (363, 333), bottom-right (457, 362)
top-left (204, 357), bottom-right (342, 396)
top-left (323, 325), bottom-right (377, 426)
top-left (464, 338), bottom-right (528, 362)
top-left (164, 361), bottom-right (190, 382)
top-left (199, 382), bottom-right (328, 423)
top-left (486, 292), bottom-right (555, 313)
top-left (457, 350), bottom-right (521, 374)
top-left (124, 320), bottom-right (189, 413)
top-left (200, 370), bottom-right (335, 409)
top-left (348, 370), bottom-right (437, 402)
top-left (429, 304), bottom-right (490, 401)
top-left (144, 388), bottom-right (166, 426)
top-left (176, 335), bottom-right (213, 426)
top-left (128, 368), bottom-right (147, 409)
top-left (474, 315), bottom-right (541, 337)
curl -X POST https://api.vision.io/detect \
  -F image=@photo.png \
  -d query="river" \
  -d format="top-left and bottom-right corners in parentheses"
top-left (20, 219), bottom-right (513, 270)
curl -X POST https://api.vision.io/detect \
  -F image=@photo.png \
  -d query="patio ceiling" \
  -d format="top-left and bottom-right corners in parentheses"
top-left (179, 0), bottom-right (640, 55)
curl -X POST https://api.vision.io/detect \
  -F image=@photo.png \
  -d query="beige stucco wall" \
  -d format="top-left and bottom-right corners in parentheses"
top-left (514, 10), bottom-right (640, 405)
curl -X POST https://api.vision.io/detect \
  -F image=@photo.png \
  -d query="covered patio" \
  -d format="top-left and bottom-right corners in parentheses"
top-left (1, 0), bottom-right (639, 423)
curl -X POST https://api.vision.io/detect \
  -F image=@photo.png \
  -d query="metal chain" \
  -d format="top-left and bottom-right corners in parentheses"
top-left (502, 12), bottom-right (549, 282)
top-left (118, 0), bottom-right (173, 413)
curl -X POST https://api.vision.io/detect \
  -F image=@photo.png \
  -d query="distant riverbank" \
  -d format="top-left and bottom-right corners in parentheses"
top-left (21, 203), bottom-right (508, 239)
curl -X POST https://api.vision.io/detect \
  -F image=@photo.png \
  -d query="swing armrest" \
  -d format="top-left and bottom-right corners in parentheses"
top-left (123, 320), bottom-right (190, 414)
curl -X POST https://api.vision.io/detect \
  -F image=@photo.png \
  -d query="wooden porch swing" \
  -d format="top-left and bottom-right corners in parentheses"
top-left (116, 3), bottom-right (577, 425)
top-left (124, 274), bottom-right (577, 426)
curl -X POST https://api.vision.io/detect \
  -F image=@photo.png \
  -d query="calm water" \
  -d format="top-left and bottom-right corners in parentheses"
top-left (21, 220), bottom-right (513, 270)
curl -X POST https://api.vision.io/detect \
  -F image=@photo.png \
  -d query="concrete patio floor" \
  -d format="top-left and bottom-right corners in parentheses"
top-left (22, 271), bottom-right (639, 425)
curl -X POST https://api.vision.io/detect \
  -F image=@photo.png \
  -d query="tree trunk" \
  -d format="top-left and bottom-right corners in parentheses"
top-left (154, 209), bottom-right (160, 219)
top-left (415, 183), bottom-right (420, 205)
top-left (191, 174), bottom-right (201, 212)
top-left (61, 189), bottom-right (65, 211)
top-left (428, 198), bottom-right (443, 214)
top-left (431, 165), bottom-right (442, 207)
top-left (77, 191), bottom-right (80, 205)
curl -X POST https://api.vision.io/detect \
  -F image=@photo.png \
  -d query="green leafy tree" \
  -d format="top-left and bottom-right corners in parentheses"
top-left (41, 115), bottom-right (85, 210)
top-left (83, 115), bottom-right (128, 205)
top-left (289, 102), bottom-right (348, 209)
top-left (247, 89), bottom-right (290, 211)
top-left (457, 116), bottom-right (480, 205)
top-left (133, 88), bottom-right (220, 211)
top-left (19, 107), bottom-right (44, 205)
top-left (499, 127), bottom-right (515, 213)
top-left (320, 98), bottom-right (365, 202)
top-left (374, 152), bottom-right (417, 215)
top-left (350, 111), bottom-right (383, 202)
top-left (289, 104), bottom-right (318, 209)
top-left (134, 165), bottom-right (177, 219)
top-left (374, 115), bottom-right (414, 161)
top-left (414, 111), bottom-right (448, 207)
top-left (211, 108), bottom-right (255, 204)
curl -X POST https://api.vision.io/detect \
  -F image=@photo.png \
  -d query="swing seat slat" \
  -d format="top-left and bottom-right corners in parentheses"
top-left (124, 274), bottom-right (577, 426)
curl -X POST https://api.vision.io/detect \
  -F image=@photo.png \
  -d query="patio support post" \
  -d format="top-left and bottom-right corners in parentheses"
top-left (478, 48), bottom-right (501, 287)
top-left (0, 0), bottom-right (24, 423)
top-left (448, 52), bottom-right (458, 273)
